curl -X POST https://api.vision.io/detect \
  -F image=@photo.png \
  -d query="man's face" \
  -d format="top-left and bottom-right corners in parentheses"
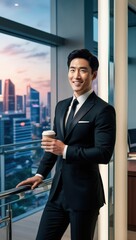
top-left (68, 58), bottom-right (97, 97)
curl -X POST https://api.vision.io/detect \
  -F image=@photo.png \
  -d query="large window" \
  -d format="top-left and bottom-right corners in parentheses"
top-left (0, 0), bottom-right (50, 32)
top-left (0, 32), bottom-right (51, 179)
top-left (0, 0), bottom-right (64, 221)
top-left (0, 19), bottom-right (52, 219)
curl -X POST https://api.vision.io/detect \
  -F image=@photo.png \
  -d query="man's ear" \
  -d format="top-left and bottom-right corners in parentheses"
top-left (92, 71), bottom-right (97, 80)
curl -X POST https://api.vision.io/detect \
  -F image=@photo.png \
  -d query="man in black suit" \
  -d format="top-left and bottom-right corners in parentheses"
top-left (17, 49), bottom-right (116, 240)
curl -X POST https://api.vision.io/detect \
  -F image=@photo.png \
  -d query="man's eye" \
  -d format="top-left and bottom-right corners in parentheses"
top-left (80, 69), bottom-right (87, 73)
top-left (70, 69), bottom-right (75, 72)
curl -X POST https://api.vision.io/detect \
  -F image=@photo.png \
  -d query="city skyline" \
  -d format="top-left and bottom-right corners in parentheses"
top-left (0, 79), bottom-right (51, 146)
top-left (0, 79), bottom-right (51, 116)
top-left (0, 33), bottom-right (51, 105)
top-left (0, 77), bottom-right (50, 107)
top-left (0, 1), bottom-right (51, 104)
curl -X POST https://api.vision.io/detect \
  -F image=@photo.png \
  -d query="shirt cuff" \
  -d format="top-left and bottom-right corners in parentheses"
top-left (63, 145), bottom-right (68, 159)
top-left (35, 173), bottom-right (44, 179)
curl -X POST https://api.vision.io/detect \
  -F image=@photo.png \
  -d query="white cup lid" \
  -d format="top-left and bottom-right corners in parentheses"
top-left (42, 130), bottom-right (55, 136)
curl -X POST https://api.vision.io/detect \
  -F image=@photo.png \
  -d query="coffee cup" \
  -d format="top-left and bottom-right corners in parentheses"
top-left (42, 130), bottom-right (56, 139)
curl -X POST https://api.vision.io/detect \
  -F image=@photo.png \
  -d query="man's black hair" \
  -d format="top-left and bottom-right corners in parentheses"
top-left (67, 49), bottom-right (99, 72)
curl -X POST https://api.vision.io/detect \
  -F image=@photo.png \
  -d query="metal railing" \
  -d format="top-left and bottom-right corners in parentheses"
top-left (0, 178), bottom-right (52, 240)
top-left (0, 139), bottom-right (42, 193)
top-left (0, 141), bottom-right (52, 240)
top-left (0, 140), bottom-right (44, 228)
top-left (0, 139), bottom-right (41, 155)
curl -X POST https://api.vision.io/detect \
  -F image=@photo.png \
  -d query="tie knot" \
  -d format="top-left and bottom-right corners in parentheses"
top-left (72, 99), bottom-right (78, 108)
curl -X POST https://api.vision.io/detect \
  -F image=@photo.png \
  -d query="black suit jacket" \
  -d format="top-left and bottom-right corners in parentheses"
top-left (37, 91), bottom-right (116, 210)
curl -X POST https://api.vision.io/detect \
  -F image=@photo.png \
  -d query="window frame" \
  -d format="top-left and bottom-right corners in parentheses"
top-left (0, 17), bottom-right (65, 47)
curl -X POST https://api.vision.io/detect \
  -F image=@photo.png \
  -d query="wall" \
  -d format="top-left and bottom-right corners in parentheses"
top-left (54, 0), bottom-right (94, 102)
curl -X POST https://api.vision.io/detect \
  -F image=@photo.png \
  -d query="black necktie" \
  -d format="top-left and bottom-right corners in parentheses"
top-left (65, 99), bottom-right (79, 133)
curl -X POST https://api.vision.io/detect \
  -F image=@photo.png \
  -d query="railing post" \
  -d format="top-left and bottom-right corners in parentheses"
top-left (6, 204), bottom-right (12, 240)
top-left (0, 151), bottom-right (6, 219)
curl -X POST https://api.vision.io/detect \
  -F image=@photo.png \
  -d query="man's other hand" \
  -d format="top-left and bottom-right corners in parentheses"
top-left (16, 175), bottom-right (43, 190)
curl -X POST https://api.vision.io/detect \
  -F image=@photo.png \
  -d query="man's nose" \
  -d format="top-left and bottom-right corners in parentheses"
top-left (74, 70), bottom-right (81, 78)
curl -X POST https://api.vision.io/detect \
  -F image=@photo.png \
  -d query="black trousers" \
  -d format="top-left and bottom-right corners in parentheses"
top-left (36, 186), bottom-right (99, 240)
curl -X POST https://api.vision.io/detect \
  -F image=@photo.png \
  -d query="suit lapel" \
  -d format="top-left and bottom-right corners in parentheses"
top-left (60, 98), bottom-right (72, 138)
top-left (65, 92), bottom-right (97, 139)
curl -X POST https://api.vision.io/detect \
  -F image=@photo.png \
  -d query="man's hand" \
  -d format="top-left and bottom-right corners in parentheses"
top-left (41, 137), bottom-right (65, 156)
top-left (16, 175), bottom-right (43, 190)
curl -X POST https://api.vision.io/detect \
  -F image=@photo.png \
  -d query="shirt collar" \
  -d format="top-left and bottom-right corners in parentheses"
top-left (73, 89), bottom-right (93, 105)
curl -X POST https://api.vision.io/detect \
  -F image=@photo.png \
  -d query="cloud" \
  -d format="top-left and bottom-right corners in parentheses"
top-left (0, 43), bottom-right (27, 56)
top-left (17, 69), bottom-right (27, 74)
top-left (33, 79), bottom-right (50, 87)
top-left (0, 42), bottom-right (49, 62)
top-left (25, 52), bottom-right (49, 59)
top-left (23, 78), bottom-right (31, 83)
top-left (23, 77), bottom-right (50, 88)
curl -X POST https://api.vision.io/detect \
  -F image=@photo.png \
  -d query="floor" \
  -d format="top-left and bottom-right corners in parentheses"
top-left (128, 230), bottom-right (136, 240)
top-left (0, 210), bottom-right (136, 240)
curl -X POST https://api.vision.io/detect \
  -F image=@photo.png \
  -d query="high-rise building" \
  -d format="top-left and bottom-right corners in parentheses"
top-left (0, 117), bottom-right (5, 145)
top-left (26, 85), bottom-right (40, 123)
top-left (13, 118), bottom-right (32, 158)
top-left (3, 79), bottom-right (15, 112)
top-left (0, 117), bottom-right (12, 145)
top-left (47, 91), bottom-right (51, 118)
top-left (0, 79), bottom-right (2, 94)
top-left (16, 95), bottom-right (23, 112)
top-left (0, 80), bottom-right (3, 113)
top-left (0, 112), bottom-right (26, 145)
top-left (24, 95), bottom-right (26, 113)
top-left (0, 95), bottom-right (3, 113)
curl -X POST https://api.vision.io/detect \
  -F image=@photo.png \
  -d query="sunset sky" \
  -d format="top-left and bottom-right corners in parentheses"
top-left (0, 0), bottom-right (51, 105)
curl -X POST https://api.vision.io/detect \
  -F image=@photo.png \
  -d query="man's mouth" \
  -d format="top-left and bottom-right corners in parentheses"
top-left (73, 81), bottom-right (83, 86)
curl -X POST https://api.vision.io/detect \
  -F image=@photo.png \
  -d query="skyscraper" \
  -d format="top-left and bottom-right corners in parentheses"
top-left (26, 85), bottom-right (40, 123)
top-left (0, 80), bottom-right (3, 113)
top-left (3, 79), bottom-right (15, 112)
top-left (0, 112), bottom-right (26, 145)
top-left (13, 117), bottom-right (32, 158)
top-left (0, 79), bottom-right (2, 94)
top-left (47, 91), bottom-right (51, 118)
top-left (16, 95), bottom-right (23, 112)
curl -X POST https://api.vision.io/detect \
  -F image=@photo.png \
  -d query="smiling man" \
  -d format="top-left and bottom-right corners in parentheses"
top-left (68, 56), bottom-right (97, 97)
top-left (17, 49), bottom-right (116, 240)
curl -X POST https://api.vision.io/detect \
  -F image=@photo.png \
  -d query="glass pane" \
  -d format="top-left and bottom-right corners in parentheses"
top-left (0, 33), bottom-right (51, 217)
top-left (0, 0), bottom-right (50, 32)
top-left (93, 17), bottom-right (98, 42)
top-left (0, 33), bottom-right (51, 120)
